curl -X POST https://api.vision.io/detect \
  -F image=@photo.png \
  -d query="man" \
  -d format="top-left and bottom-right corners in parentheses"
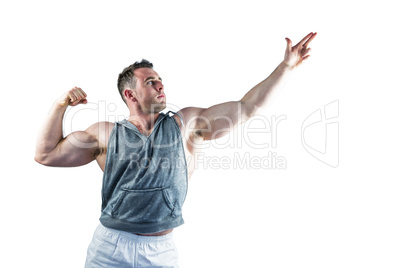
top-left (35, 32), bottom-right (316, 267)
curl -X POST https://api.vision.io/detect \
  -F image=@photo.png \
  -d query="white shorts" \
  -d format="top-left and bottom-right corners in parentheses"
top-left (85, 224), bottom-right (179, 268)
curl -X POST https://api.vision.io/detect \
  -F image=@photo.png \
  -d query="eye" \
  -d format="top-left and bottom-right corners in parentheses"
top-left (147, 81), bottom-right (154, 85)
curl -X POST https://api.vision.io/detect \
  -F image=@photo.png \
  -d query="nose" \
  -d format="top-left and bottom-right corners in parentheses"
top-left (156, 81), bottom-right (163, 92)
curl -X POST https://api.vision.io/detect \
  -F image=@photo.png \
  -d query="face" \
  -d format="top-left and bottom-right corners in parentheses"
top-left (130, 68), bottom-right (166, 113)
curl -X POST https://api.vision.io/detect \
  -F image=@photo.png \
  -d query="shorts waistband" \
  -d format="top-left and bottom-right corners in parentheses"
top-left (97, 223), bottom-right (173, 243)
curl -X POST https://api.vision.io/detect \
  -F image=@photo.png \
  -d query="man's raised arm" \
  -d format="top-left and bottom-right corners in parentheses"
top-left (34, 87), bottom-right (99, 167)
top-left (181, 32), bottom-right (317, 141)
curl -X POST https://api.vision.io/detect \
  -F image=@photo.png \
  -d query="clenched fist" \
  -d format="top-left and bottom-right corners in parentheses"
top-left (58, 87), bottom-right (88, 106)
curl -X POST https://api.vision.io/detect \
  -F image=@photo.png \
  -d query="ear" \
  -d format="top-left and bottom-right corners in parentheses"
top-left (123, 88), bottom-right (137, 103)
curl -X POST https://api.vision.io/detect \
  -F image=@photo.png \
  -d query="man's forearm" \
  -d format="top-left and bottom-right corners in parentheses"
top-left (35, 102), bottom-right (68, 160)
top-left (240, 61), bottom-right (293, 118)
top-left (35, 87), bottom-right (88, 162)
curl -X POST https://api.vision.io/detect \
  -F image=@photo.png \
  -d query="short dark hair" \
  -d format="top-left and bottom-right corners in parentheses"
top-left (117, 59), bottom-right (154, 103)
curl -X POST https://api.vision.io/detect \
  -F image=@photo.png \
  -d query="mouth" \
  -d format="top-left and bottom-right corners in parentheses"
top-left (157, 94), bottom-right (165, 99)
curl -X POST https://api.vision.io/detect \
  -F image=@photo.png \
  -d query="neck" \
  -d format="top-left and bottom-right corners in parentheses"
top-left (127, 111), bottom-right (160, 132)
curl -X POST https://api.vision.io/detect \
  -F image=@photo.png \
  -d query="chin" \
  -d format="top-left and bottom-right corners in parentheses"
top-left (150, 103), bottom-right (167, 113)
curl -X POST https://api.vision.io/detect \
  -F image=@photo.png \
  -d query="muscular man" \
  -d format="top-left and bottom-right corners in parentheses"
top-left (35, 32), bottom-right (316, 267)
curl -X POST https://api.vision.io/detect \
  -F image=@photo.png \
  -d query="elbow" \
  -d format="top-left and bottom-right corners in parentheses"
top-left (239, 99), bottom-right (257, 123)
top-left (34, 154), bottom-right (45, 165)
top-left (34, 152), bottom-right (50, 166)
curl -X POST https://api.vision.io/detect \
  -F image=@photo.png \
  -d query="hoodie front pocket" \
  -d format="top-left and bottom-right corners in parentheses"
top-left (111, 187), bottom-right (176, 224)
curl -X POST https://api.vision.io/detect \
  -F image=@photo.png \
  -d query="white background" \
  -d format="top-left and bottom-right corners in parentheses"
top-left (1, 0), bottom-right (401, 267)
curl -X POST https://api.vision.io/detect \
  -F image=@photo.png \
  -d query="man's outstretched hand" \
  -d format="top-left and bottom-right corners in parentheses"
top-left (284, 32), bottom-right (317, 68)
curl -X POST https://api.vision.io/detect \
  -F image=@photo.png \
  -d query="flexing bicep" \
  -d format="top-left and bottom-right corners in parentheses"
top-left (37, 125), bottom-right (100, 167)
top-left (181, 101), bottom-right (247, 141)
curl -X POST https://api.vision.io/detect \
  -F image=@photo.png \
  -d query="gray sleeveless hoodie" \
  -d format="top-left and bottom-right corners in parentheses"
top-left (99, 111), bottom-right (188, 234)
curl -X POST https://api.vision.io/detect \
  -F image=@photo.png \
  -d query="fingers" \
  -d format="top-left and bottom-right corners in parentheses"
top-left (66, 86), bottom-right (88, 106)
top-left (303, 32), bottom-right (317, 48)
top-left (285, 37), bottom-right (292, 52)
top-left (295, 32), bottom-right (313, 47)
top-left (303, 47), bottom-right (312, 56)
top-left (295, 32), bottom-right (316, 48)
top-left (286, 32), bottom-right (317, 52)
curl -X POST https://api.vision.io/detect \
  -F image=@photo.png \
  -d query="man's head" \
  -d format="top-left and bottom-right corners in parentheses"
top-left (117, 59), bottom-right (166, 113)
top-left (117, 59), bottom-right (154, 103)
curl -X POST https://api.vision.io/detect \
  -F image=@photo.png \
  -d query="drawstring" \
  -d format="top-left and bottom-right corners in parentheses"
top-left (113, 112), bottom-right (179, 154)
top-left (114, 123), bottom-right (118, 153)
top-left (168, 110), bottom-right (184, 126)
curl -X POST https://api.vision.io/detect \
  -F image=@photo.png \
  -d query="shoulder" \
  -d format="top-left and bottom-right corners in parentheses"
top-left (174, 107), bottom-right (207, 142)
top-left (175, 107), bottom-right (206, 128)
top-left (85, 121), bottom-right (115, 153)
top-left (85, 121), bottom-right (115, 138)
